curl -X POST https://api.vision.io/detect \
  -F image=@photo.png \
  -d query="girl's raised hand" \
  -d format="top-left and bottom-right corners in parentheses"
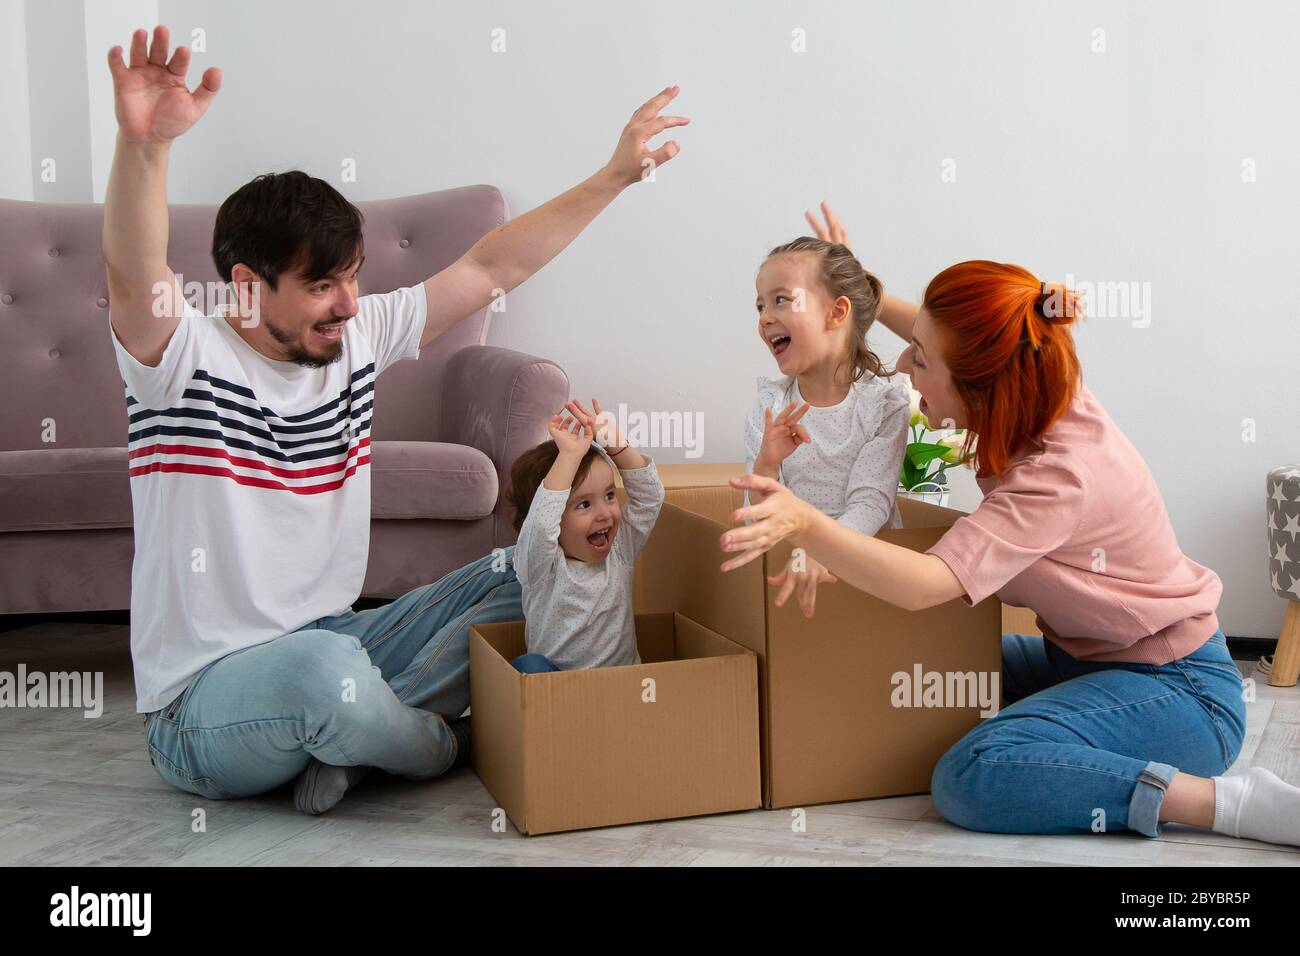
top-left (757, 400), bottom-right (812, 468)
top-left (548, 412), bottom-right (592, 456)
top-left (565, 397), bottom-right (623, 450)
top-left (804, 200), bottom-right (850, 250)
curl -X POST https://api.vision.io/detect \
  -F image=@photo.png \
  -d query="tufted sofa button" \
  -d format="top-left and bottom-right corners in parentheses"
top-left (97, 297), bottom-right (109, 308)
top-left (399, 238), bottom-right (410, 248)
top-left (48, 248), bottom-right (60, 258)
top-left (1, 294), bottom-right (12, 305)
top-left (49, 348), bottom-right (61, 359)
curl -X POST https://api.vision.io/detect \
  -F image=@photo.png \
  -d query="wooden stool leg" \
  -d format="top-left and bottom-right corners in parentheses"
top-left (1267, 600), bottom-right (1300, 687)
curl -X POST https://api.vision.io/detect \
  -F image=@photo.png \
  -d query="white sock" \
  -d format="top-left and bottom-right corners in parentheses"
top-left (1211, 767), bottom-right (1300, 847)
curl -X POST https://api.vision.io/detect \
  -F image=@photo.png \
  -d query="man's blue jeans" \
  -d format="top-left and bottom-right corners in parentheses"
top-left (143, 547), bottom-right (522, 800)
top-left (930, 628), bottom-right (1246, 838)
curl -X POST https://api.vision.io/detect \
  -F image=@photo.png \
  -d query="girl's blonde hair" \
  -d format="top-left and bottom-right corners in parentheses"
top-left (765, 236), bottom-right (893, 384)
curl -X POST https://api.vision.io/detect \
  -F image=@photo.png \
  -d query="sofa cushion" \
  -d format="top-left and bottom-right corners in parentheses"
top-left (369, 441), bottom-right (498, 520)
top-left (0, 441), bottom-right (499, 533)
top-left (0, 448), bottom-right (134, 532)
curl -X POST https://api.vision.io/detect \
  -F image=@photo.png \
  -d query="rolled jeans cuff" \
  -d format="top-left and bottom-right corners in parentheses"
top-left (1129, 760), bottom-right (1179, 837)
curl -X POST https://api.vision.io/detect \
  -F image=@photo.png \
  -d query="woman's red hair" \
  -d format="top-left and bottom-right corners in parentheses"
top-left (922, 260), bottom-right (1084, 478)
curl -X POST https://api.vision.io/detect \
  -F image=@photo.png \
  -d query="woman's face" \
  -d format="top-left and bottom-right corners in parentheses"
top-left (896, 307), bottom-right (967, 430)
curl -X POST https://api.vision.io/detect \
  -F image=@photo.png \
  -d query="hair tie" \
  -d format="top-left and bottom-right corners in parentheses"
top-left (1035, 284), bottom-right (1078, 325)
top-left (1033, 289), bottom-right (1053, 319)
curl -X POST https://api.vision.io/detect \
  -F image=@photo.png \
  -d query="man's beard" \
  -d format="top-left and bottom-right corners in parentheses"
top-left (264, 316), bottom-right (344, 368)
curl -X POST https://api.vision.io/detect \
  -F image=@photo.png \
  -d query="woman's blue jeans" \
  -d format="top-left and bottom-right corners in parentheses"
top-left (143, 547), bottom-right (522, 800)
top-left (930, 628), bottom-right (1246, 837)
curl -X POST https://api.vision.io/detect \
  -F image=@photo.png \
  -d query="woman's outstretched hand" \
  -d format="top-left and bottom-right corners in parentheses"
top-left (720, 473), bottom-right (815, 572)
top-left (804, 200), bottom-right (850, 249)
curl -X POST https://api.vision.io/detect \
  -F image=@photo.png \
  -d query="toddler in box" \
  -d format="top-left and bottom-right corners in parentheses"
top-left (506, 398), bottom-right (665, 672)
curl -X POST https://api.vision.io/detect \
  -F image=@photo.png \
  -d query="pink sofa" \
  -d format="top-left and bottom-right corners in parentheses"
top-left (0, 185), bottom-right (568, 614)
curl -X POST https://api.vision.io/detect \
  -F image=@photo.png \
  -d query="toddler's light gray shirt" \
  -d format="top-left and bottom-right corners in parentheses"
top-left (514, 450), bottom-right (665, 669)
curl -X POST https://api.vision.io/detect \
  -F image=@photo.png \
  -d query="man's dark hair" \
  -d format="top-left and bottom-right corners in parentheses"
top-left (212, 170), bottom-right (364, 290)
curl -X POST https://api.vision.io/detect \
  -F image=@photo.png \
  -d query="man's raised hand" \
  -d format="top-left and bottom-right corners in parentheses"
top-left (107, 25), bottom-right (221, 145)
top-left (603, 85), bottom-right (690, 188)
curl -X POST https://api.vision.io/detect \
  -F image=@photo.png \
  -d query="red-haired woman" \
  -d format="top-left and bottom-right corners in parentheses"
top-left (723, 204), bottom-right (1300, 847)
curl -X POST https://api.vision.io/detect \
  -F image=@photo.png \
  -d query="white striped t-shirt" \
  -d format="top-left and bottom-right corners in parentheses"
top-left (109, 285), bottom-right (427, 713)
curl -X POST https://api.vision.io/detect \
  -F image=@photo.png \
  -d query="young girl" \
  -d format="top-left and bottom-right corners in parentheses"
top-left (507, 398), bottom-right (665, 672)
top-left (744, 229), bottom-right (911, 616)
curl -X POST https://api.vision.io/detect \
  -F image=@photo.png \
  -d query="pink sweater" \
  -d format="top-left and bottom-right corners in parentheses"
top-left (926, 380), bottom-right (1221, 665)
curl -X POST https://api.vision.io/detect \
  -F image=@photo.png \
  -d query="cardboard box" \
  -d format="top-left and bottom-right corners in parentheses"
top-left (652, 461), bottom-right (753, 491)
top-left (469, 611), bottom-right (761, 835)
top-left (633, 460), bottom-right (1040, 638)
top-left (632, 483), bottom-right (1004, 810)
top-left (1002, 603), bottom-right (1043, 636)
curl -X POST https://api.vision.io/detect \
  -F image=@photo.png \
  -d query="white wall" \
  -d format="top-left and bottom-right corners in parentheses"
top-left (4, 0), bottom-right (1298, 640)
top-left (0, 0), bottom-right (33, 200)
top-left (84, 0), bottom-right (160, 201)
top-left (22, 0), bottom-right (94, 201)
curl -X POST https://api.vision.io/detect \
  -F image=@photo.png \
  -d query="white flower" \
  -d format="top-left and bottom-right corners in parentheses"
top-left (937, 432), bottom-right (966, 464)
top-left (905, 380), bottom-right (928, 428)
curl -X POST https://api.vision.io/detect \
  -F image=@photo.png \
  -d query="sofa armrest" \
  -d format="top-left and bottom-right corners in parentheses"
top-left (439, 345), bottom-right (569, 548)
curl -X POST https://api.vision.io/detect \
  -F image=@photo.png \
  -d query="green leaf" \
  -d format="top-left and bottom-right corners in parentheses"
top-left (906, 442), bottom-right (951, 468)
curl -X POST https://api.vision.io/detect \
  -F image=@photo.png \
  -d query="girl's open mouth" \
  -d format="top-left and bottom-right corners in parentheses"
top-left (770, 335), bottom-right (791, 357)
top-left (587, 528), bottom-right (611, 553)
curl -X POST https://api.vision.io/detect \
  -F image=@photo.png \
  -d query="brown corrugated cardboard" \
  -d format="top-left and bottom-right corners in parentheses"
top-left (634, 485), bottom-right (1004, 810)
top-left (1003, 603), bottom-right (1043, 636)
top-left (653, 461), bottom-right (754, 490)
top-left (632, 460), bottom-right (1039, 636)
top-left (469, 611), bottom-right (761, 836)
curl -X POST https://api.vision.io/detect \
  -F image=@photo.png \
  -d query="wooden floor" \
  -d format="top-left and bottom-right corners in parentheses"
top-left (2, 619), bottom-right (1298, 867)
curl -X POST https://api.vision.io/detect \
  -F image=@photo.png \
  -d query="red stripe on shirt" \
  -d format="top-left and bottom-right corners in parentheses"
top-left (127, 437), bottom-right (370, 480)
top-left (128, 454), bottom-right (371, 493)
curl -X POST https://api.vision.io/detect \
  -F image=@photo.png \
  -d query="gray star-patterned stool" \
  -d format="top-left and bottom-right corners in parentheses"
top-left (1266, 464), bottom-right (1300, 686)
